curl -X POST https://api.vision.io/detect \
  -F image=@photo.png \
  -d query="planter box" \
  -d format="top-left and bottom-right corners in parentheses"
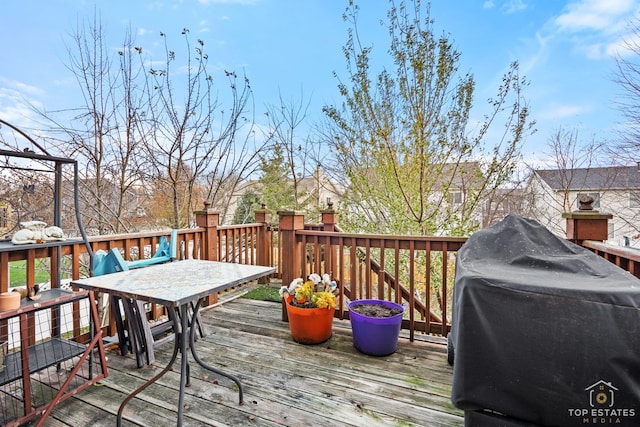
top-left (348, 299), bottom-right (404, 356)
top-left (285, 301), bottom-right (335, 345)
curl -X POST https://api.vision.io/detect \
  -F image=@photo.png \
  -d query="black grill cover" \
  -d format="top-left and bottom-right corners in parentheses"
top-left (450, 215), bottom-right (640, 426)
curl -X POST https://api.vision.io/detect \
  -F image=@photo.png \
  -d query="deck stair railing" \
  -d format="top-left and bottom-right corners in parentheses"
top-left (334, 224), bottom-right (448, 326)
top-left (278, 210), bottom-right (466, 339)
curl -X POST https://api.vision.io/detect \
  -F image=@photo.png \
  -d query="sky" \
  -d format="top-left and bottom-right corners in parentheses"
top-left (1, 0), bottom-right (639, 166)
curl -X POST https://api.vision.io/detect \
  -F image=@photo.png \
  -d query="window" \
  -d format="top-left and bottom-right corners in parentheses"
top-left (630, 192), bottom-right (640, 208)
top-left (450, 191), bottom-right (463, 205)
top-left (576, 192), bottom-right (600, 209)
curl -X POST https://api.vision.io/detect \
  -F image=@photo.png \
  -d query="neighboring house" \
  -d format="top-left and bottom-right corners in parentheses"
top-left (437, 162), bottom-right (486, 232)
top-left (428, 161), bottom-right (509, 233)
top-left (297, 168), bottom-right (343, 212)
top-left (343, 161), bottom-right (498, 234)
top-left (222, 168), bottom-right (342, 225)
top-left (482, 188), bottom-right (529, 228)
top-left (526, 164), bottom-right (640, 243)
top-left (222, 179), bottom-right (263, 224)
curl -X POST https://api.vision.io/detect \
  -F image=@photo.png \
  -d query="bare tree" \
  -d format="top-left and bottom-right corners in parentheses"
top-left (613, 16), bottom-right (640, 164)
top-left (29, 16), bottom-right (147, 235)
top-left (137, 30), bottom-right (261, 227)
top-left (547, 128), bottom-right (603, 210)
top-left (267, 92), bottom-right (313, 208)
top-left (526, 127), bottom-right (608, 234)
top-left (17, 16), bottom-right (265, 231)
top-left (259, 90), bottom-right (336, 218)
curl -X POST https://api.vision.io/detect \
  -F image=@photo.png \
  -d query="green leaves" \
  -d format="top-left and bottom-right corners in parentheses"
top-left (324, 0), bottom-right (533, 236)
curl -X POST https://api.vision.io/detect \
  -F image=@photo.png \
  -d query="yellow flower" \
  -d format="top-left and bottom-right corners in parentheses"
top-left (283, 273), bottom-right (339, 309)
top-left (313, 292), bottom-right (337, 309)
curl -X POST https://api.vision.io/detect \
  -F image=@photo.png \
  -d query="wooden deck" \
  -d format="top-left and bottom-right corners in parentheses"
top-left (27, 295), bottom-right (463, 426)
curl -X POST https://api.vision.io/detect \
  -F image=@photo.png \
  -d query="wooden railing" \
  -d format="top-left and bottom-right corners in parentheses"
top-left (4, 207), bottom-right (639, 347)
top-left (0, 208), bottom-right (274, 343)
top-left (580, 240), bottom-right (640, 279)
top-left (278, 210), bottom-right (466, 340)
top-left (278, 210), bottom-right (640, 341)
top-left (296, 229), bottom-right (465, 339)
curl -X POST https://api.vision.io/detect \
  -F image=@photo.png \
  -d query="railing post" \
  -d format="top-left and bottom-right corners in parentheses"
top-left (278, 210), bottom-right (305, 321)
top-left (0, 252), bottom-right (8, 293)
top-left (562, 202), bottom-right (613, 245)
top-left (321, 200), bottom-right (338, 278)
top-left (254, 204), bottom-right (272, 284)
top-left (194, 202), bottom-right (220, 261)
top-left (195, 202), bottom-right (220, 306)
top-left (321, 199), bottom-right (337, 231)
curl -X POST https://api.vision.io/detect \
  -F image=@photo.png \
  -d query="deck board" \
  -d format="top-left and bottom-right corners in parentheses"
top-left (25, 296), bottom-right (463, 426)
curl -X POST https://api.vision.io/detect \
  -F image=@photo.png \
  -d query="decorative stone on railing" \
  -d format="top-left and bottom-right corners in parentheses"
top-left (11, 221), bottom-right (65, 245)
top-left (577, 194), bottom-right (595, 211)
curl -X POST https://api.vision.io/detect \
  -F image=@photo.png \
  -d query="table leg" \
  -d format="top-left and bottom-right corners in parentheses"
top-left (177, 303), bottom-right (189, 424)
top-left (116, 298), bottom-right (244, 426)
top-left (116, 308), bottom-right (182, 427)
top-left (188, 299), bottom-right (244, 404)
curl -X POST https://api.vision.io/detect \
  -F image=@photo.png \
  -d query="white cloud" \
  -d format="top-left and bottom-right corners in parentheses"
top-left (199, 20), bottom-right (211, 33)
top-left (548, 0), bottom-right (640, 59)
top-left (10, 81), bottom-right (44, 98)
top-left (612, 30), bottom-right (640, 58)
top-left (502, 0), bottom-right (527, 14)
top-left (0, 82), bottom-right (44, 130)
top-left (138, 27), bottom-right (152, 36)
top-left (520, 31), bottom-right (552, 76)
top-left (555, 0), bottom-right (635, 33)
top-left (483, 1), bottom-right (496, 9)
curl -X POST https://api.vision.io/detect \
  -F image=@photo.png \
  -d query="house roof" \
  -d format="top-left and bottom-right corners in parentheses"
top-left (534, 165), bottom-right (640, 191)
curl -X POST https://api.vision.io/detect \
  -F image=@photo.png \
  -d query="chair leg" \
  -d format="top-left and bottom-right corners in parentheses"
top-left (122, 299), bottom-right (146, 368)
top-left (110, 296), bottom-right (130, 357)
top-left (134, 300), bottom-right (156, 366)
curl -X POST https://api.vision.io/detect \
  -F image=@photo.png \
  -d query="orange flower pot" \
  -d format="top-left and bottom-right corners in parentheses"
top-left (285, 301), bottom-right (335, 345)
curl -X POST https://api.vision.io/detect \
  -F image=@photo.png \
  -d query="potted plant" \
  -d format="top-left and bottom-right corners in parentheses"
top-left (348, 299), bottom-right (404, 356)
top-left (279, 274), bottom-right (338, 345)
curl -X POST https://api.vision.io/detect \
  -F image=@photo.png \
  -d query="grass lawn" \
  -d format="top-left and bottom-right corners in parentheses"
top-left (242, 285), bottom-right (282, 302)
top-left (9, 260), bottom-right (50, 288)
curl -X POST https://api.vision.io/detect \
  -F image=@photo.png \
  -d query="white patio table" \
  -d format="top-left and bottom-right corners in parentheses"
top-left (72, 259), bottom-right (275, 426)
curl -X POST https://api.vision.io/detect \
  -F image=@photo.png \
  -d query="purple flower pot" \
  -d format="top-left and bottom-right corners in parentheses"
top-left (348, 299), bottom-right (404, 356)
